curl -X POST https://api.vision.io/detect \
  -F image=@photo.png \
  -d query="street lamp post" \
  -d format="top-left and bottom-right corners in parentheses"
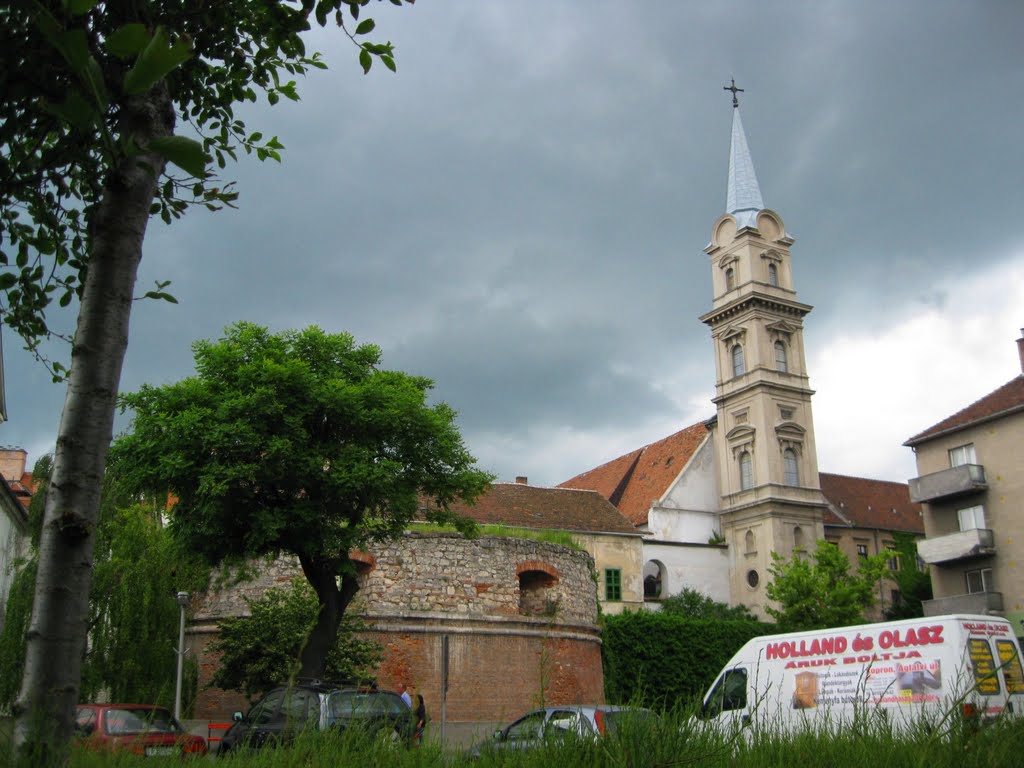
top-left (174, 591), bottom-right (190, 722)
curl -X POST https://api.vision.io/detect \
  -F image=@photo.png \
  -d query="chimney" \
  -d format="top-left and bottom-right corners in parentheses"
top-left (515, 476), bottom-right (528, 485)
top-left (1018, 328), bottom-right (1024, 373)
top-left (0, 447), bottom-right (27, 482)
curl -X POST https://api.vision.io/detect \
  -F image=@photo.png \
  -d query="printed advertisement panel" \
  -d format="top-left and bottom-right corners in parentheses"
top-left (789, 658), bottom-right (943, 709)
top-left (996, 639), bottom-right (1024, 695)
top-left (968, 639), bottom-right (1000, 696)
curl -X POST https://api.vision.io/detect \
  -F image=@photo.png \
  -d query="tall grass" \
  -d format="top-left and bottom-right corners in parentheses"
top-left (60, 706), bottom-right (1024, 768)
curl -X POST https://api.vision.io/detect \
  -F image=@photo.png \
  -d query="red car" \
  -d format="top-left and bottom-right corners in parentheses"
top-left (75, 704), bottom-right (207, 757)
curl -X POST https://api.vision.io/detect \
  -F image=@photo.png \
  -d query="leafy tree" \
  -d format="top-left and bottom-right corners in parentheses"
top-left (1, 1), bottom-right (411, 762)
top-left (211, 577), bottom-right (382, 700)
top-left (884, 532), bottom-right (933, 621)
top-left (109, 322), bottom-right (492, 681)
top-left (82, 503), bottom-right (209, 707)
top-left (0, 456), bottom-right (208, 713)
top-left (765, 540), bottom-right (890, 632)
top-left (658, 587), bottom-right (758, 622)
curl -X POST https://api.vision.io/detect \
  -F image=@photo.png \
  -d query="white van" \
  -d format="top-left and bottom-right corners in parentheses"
top-left (700, 614), bottom-right (1024, 733)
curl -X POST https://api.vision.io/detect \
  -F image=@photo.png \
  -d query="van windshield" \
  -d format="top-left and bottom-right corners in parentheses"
top-left (703, 668), bottom-right (747, 717)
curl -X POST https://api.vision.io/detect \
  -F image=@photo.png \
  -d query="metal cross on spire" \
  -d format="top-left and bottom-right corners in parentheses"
top-left (724, 78), bottom-right (744, 108)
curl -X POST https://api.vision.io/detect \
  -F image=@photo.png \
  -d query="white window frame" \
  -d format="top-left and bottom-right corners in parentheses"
top-left (949, 443), bottom-right (976, 467)
top-left (731, 344), bottom-right (745, 377)
top-left (783, 448), bottom-right (799, 486)
top-left (774, 340), bottom-right (788, 373)
top-left (739, 451), bottom-right (753, 490)
top-left (965, 567), bottom-right (994, 594)
top-left (958, 505), bottom-right (986, 531)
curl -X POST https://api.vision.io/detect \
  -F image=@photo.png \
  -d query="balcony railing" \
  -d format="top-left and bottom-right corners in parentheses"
top-left (909, 464), bottom-right (987, 503)
top-left (922, 591), bottom-right (1003, 617)
top-left (916, 528), bottom-right (995, 564)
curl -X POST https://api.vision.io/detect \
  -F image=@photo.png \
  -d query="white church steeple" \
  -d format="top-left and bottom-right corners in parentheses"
top-left (700, 82), bottom-right (828, 617)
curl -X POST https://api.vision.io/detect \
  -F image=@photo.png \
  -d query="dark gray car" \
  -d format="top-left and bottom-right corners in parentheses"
top-left (218, 683), bottom-right (413, 755)
top-left (467, 705), bottom-right (656, 758)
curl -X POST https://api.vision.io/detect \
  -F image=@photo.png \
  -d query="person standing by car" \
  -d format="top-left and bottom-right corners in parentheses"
top-left (397, 683), bottom-right (411, 708)
top-left (413, 694), bottom-right (427, 746)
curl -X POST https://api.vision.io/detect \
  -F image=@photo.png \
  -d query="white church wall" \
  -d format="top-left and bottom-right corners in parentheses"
top-left (642, 541), bottom-right (731, 606)
top-left (661, 437), bottom-right (718, 512)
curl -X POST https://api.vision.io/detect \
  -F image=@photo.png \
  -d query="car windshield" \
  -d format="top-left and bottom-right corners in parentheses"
top-left (325, 691), bottom-right (406, 723)
top-left (103, 707), bottom-right (181, 736)
top-left (600, 709), bottom-right (657, 736)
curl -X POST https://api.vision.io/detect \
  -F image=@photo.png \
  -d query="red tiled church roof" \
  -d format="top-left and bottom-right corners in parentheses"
top-left (904, 375), bottom-right (1024, 446)
top-left (819, 472), bottom-right (923, 534)
top-left (558, 422), bottom-right (922, 535)
top-left (558, 421), bottom-right (710, 526)
top-left (448, 483), bottom-right (640, 536)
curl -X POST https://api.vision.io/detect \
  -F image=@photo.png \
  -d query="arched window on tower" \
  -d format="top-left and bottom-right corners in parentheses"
top-left (739, 451), bottom-right (753, 490)
top-left (726, 267), bottom-right (735, 290)
top-left (774, 340), bottom-right (788, 372)
top-left (744, 529), bottom-right (756, 554)
top-left (768, 263), bottom-right (779, 287)
top-left (731, 344), bottom-right (745, 377)
top-left (793, 525), bottom-right (805, 554)
top-left (784, 448), bottom-right (799, 486)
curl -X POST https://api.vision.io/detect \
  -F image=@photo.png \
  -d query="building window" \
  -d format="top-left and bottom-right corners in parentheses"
top-left (768, 263), bottom-right (779, 287)
top-left (783, 448), bottom-right (799, 486)
top-left (949, 443), bottom-right (976, 467)
top-left (643, 560), bottom-right (664, 600)
top-left (965, 567), bottom-right (994, 594)
top-left (726, 267), bottom-right (735, 290)
top-left (746, 569), bottom-right (760, 588)
top-left (958, 505), bottom-right (986, 531)
top-left (731, 344), bottom-right (745, 377)
top-left (774, 341), bottom-right (788, 372)
top-left (605, 568), bottom-right (622, 602)
top-left (739, 451), bottom-right (753, 490)
top-left (744, 529), bottom-right (756, 554)
top-left (856, 543), bottom-right (869, 559)
top-left (793, 526), bottom-right (805, 552)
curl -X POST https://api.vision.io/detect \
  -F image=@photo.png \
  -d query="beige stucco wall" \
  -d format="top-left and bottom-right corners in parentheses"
top-left (572, 531), bottom-right (644, 615)
top-left (912, 409), bottom-right (1024, 625)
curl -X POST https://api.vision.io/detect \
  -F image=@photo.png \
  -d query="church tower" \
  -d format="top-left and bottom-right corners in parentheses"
top-left (700, 84), bottom-right (827, 616)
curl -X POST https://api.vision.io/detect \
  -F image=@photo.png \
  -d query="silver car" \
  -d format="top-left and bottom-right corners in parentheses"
top-left (468, 705), bottom-right (655, 757)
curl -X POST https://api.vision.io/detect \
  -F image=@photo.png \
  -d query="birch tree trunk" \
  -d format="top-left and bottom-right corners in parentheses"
top-left (12, 85), bottom-right (175, 767)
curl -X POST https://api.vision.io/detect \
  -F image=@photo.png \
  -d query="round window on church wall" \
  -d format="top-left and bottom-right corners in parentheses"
top-left (746, 569), bottom-right (759, 589)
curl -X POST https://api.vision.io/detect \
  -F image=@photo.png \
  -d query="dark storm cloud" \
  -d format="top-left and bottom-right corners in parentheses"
top-left (5, 1), bottom-right (1023, 486)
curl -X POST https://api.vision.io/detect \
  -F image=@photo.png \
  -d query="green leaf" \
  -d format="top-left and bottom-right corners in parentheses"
top-left (124, 27), bottom-right (193, 95)
top-left (355, 19), bottom-right (376, 35)
top-left (359, 49), bottom-right (372, 74)
top-left (381, 55), bottom-right (396, 73)
top-left (42, 89), bottom-right (97, 132)
top-left (144, 291), bottom-right (179, 304)
top-left (0, 273), bottom-right (16, 291)
top-left (149, 136), bottom-right (207, 178)
top-left (104, 24), bottom-right (151, 59)
top-left (63, 0), bottom-right (99, 14)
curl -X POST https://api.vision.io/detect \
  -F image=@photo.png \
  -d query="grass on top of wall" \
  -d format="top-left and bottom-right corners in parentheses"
top-left (407, 523), bottom-right (582, 551)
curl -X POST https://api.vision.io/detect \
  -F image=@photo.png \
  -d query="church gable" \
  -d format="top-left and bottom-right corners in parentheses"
top-left (560, 421), bottom-right (709, 526)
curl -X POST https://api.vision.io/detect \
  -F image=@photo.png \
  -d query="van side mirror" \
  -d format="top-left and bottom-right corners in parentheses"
top-left (233, 711), bottom-right (244, 722)
top-left (493, 729), bottom-right (503, 741)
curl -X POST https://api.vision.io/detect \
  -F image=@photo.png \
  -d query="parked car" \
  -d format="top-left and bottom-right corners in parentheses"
top-left (467, 705), bottom-right (656, 758)
top-left (74, 704), bottom-right (207, 757)
top-left (218, 682), bottom-right (414, 755)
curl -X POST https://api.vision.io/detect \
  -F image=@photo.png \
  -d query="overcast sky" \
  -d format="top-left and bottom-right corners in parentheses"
top-left (4, 0), bottom-right (1023, 489)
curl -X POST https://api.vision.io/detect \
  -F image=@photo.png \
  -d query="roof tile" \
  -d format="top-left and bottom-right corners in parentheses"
top-left (448, 483), bottom-right (639, 535)
top-left (559, 422), bottom-right (710, 525)
top-left (905, 375), bottom-right (1024, 446)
